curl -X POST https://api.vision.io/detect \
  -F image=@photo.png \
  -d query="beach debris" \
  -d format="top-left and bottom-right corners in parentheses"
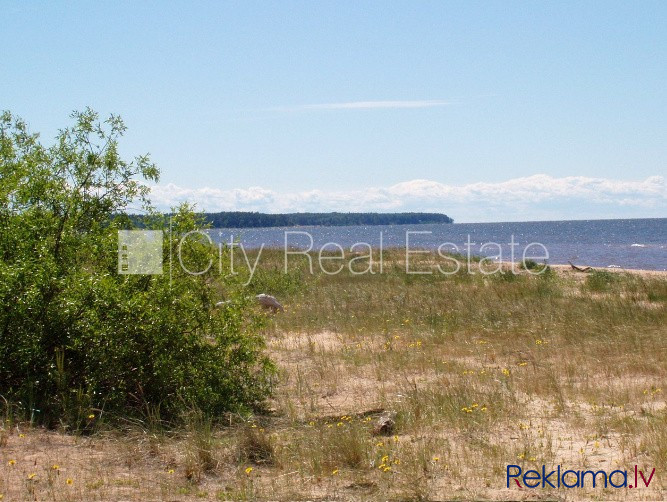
top-left (372, 411), bottom-right (397, 436)
top-left (256, 293), bottom-right (284, 312)
top-left (568, 261), bottom-right (592, 272)
top-left (214, 294), bottom-right (284, 312)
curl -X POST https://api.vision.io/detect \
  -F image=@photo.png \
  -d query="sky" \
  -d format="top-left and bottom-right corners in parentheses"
top-left (2, 1), bottom-right (666, 222)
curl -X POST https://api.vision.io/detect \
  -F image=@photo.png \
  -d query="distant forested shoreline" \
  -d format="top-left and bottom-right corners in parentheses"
top-left (130, 211), bottom-right (453, 228)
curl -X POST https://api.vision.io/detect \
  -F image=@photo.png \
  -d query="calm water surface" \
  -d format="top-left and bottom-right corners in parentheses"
top-left (209, 218), bottom-right (667, 271)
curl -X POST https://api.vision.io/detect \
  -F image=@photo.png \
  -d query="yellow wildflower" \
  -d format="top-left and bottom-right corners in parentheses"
top-left (8, 460), bottom-right (16, 466)
top-left (66, 478), bottom-right (73, 485)
top-left (245, 467), bottom-right (253, 475)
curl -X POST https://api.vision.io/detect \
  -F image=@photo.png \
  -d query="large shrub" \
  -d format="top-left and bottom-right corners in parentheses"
top-left (0, 109), bottom-right (274, 428)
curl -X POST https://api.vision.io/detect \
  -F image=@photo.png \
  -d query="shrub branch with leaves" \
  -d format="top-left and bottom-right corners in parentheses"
top-left (0, 109), bottom-right (274, 428)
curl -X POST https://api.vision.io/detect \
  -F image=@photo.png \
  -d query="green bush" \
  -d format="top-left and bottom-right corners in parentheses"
top-left (0, 109), bottom-right (274, 428)
top-left (520, 259), bottom-right (549, 273)
top-left (245, 268), bottom-right (305, 297)
top-left (585, 270), bottom-right (618, 292)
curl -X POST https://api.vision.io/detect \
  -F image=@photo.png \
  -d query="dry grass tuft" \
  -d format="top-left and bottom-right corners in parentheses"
top-left (238, 423), bottom-right (275, 466)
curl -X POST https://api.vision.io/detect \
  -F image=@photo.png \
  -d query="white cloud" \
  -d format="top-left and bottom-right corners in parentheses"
top-left (273, 100), bottom-right (453, 111)
top-left (146, 175), bottom-right (667, 222)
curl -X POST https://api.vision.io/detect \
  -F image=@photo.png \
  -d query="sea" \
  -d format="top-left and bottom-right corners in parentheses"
top-left (208, 218), bottom-right (667, 271)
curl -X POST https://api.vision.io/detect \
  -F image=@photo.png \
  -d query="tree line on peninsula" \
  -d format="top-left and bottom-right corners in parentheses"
top-left (130, 211), bottom-right (454, 228)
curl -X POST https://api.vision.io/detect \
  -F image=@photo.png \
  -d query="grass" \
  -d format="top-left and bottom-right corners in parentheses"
top-left (0, 248), bottom-right (665, 500)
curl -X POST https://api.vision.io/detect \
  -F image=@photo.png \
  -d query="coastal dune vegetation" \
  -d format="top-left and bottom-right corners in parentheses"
top-left (0, 111), bottom-right (665, 500)
top-left (2, 247), bottom-right (666, 500)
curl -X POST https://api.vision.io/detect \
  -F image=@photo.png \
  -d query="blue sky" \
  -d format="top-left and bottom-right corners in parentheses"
top-left (2, 1), bottom-right (666, 222)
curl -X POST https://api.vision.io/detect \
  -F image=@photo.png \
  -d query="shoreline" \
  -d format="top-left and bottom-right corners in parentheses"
top-left (549, 263), bottom-right (667, 276)
top-left (214, 236), bottom-right (666, 273)
top-left (495, 261), bottom-right (667, 276)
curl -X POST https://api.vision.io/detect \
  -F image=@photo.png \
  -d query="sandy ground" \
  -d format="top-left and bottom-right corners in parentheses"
top-left (1, 265), bottom-right (665, 500)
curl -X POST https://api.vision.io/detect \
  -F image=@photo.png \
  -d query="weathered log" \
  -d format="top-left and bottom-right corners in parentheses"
top-left (372, 411), bottom-right (397, 436)
top-left (568, 261), bottom-right (592, 272)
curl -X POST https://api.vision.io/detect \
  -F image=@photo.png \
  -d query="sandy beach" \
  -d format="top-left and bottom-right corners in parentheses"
top-left (2, 251), bottom-right (665, 500)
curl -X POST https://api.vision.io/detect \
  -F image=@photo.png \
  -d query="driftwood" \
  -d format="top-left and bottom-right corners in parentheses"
top-left (215, 293), bottom-right (284, 313)
top-left (372, 411), bottom-right (397, 436)
top-left (255, 294), bottom-right (284, 312)
top-left (568, 261), bottom-right (592, 272)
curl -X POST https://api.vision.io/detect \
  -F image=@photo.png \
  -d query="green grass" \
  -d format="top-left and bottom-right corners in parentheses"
top-left (1, 249), bottom-right (665, 500)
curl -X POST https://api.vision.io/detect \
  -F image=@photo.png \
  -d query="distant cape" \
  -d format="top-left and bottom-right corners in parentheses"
top-left (130, 211), bottom-right (453, 228)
